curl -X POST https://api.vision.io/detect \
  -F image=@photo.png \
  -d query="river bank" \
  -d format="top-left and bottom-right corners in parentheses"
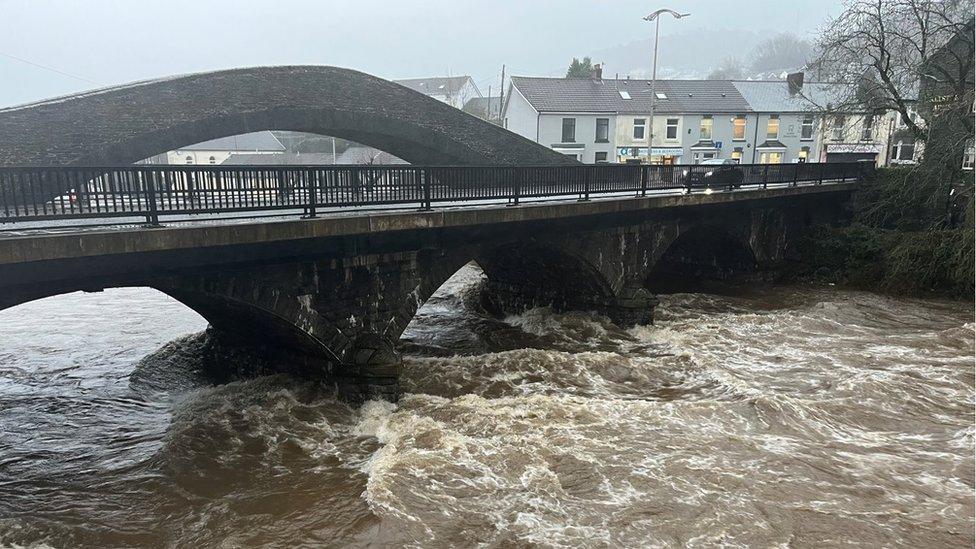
top-left (789, 167), bottom-right (974, 299)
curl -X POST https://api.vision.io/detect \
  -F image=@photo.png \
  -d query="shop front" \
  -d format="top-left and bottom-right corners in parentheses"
top-left (617, 147), bottom-right (683, 165)
top-left (825, 143), bottom-right (881, 165)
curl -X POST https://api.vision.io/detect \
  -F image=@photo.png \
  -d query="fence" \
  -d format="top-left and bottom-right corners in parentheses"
top-left (0, 162), bottom-right (872, 225)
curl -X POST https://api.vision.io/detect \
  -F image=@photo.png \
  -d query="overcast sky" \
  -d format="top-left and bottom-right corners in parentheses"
top-left (0, 0), bottom-right (845, 107)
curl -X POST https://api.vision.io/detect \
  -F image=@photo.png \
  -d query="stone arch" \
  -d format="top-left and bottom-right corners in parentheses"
top-left (0, 66), bottom-right (574, 167)
top-left (645, 224), bottom-right (759, 293)
top-left (475, 241), bottom-right (618, 317)
top-left (157, 286), bottom-right (344, 369)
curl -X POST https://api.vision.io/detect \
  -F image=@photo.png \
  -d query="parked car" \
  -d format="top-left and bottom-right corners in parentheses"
top-left (684, 158), bottom-right (744, 188)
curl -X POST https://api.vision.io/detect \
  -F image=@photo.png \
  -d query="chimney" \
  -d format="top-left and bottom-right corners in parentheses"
top-left (787, 72), bottom-right (804, 96)
top-left (591, 63), bottom-right (603, 80)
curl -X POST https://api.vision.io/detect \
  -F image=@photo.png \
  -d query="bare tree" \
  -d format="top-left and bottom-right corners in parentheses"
top-left (817, 0), bottom-right (974, 143)
top-left (707, 56), bottom-right (746, 80)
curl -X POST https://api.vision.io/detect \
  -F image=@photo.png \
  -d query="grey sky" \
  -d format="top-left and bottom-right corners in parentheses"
top-left (0, 0), bottom-right (845, 107)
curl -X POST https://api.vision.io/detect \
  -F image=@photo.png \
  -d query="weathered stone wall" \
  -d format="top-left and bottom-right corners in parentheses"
top-left (0, 66), bottom-right (575, 167)
top-left (0, 188), bottom-right (853, 400)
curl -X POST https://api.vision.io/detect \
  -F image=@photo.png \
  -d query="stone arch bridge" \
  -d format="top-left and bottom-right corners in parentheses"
top-left (0, 187), bottom-right (853, 400)
top-left (0, 66), bottom-right (857, 400)
top-left (0, 65), bottom-right (572, 167)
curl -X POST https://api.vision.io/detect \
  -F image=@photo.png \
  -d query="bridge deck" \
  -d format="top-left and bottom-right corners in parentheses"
top-left (0, 181), bottom-right (858, 266)
top-left (0, 163), bottom-right (868, 228)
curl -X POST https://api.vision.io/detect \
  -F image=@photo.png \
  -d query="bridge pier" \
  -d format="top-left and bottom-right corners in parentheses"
top-left (337, 334), bottom-right (402, 402)
top-left (605, 285), bottom-right (659, 326)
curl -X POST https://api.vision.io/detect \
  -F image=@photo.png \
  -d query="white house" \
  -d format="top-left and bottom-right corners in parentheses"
top-left (395, 76), bottom-right (482, 109)
top-left (503, 73), bottom-right (909, 166)
top-left (148, 131), bottom-right (286, 165)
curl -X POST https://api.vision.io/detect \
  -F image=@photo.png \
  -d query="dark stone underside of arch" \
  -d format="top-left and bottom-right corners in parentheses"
top-left (646, 228), bottom-right (759, 293)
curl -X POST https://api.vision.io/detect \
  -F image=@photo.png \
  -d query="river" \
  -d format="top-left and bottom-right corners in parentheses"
top-left (0, 264), bottom-right (972, 548)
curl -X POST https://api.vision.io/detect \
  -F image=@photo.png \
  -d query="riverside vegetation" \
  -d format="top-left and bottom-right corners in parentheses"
top-left (793, 165), bottom-right (974, 298)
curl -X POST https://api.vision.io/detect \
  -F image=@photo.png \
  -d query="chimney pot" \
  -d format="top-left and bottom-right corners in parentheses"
top-left (787, 72), bottom-right (805, 96)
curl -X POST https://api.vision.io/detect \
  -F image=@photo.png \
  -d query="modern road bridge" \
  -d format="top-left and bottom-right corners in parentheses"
top-left (0, 66), bottom-right (869, 400)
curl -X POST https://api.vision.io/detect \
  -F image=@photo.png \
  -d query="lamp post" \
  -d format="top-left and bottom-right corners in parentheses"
top-left (643, 8), bottom-right (690, 165)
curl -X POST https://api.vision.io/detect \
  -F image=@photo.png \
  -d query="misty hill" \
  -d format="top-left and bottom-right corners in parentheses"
top-left (585, 28), bottom-right (809, 80)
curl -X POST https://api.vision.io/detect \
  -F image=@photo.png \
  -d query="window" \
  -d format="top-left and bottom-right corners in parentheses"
top-left (666, 118), bottom-right (679, 140)
top-left (185, 155), bottom-right (194, 164)
top-left (595, 118), bottom-right (609, 143)
top-left (595, 151), bottom-right (608, 163)
top-left (732, 116), bottom-right (746, 140)
top-left (699, 116), bottom-right (713, 139)
top-left (655, 92), bottom-right (668, 100)
top-left (633, 118), bottom-right (646, 140)
top-left (618, 90), bottom-right (632, 100)
top-left (760, 151), bottom-right (783, 164)
top-left (209, 155), bottom-right (216, 164)
top-left (801, 115), bottom-right (814, 140)
top-left (891, 140), bottom-right (916, 162)
top-left (563, 153), bottom-right (580, 161)
top-left (561, 118), bottom-right (576, 142)
top-left (798, 147), bottom-right (810, 163)
top-left (731, 149), bottom-right (743, 163)
top-left (861, 116), bottom-right (874, 141)
top-left (832, 116), bottom-right (845, 141)
top-left (766, 115), bottom-right (780, 139)
top-left (963, 138), bottom-right (974, 170)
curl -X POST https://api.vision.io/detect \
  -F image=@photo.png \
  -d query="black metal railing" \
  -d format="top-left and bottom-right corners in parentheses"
top-left (0, 162), bottom-right (872, 225)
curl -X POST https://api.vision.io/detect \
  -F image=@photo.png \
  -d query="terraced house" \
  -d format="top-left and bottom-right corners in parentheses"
top-left (502, 72), bottom-right (905, 166)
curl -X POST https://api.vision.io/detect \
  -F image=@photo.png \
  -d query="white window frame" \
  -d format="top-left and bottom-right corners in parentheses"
top-left (832, 116), bottom-right (845, 141)
top-left (732, 116), bottom-right (746, 141)
top-left (766, 115), bottom-right (780, 140)
top-left (801, 115), bottom-right (815, 140)
top-left (665, 118), bottom-right (679, 140)
top-left (861, 116), bottom-right (874, 141)
top-left (633, 118), bottom-right (646, 140)
top-left (561, 118), bottom-right (576, 143)
top-left (699, 116), bottom-right (713, 140)
top-left (595, 118), bottom-right (610, 143)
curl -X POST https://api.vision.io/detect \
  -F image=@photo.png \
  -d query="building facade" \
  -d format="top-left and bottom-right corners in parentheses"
top-left (504, 74), bottom-right (905, 166)
top-left (146, 131), bottom-right (286, 165)
top-left (394, 76), bottom-right (482, 109)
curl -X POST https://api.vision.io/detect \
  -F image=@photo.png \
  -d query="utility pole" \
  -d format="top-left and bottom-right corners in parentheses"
top-left (498, 64), bottom-right (506, 126)
top-left (643, 9), bottom-right (690, 165)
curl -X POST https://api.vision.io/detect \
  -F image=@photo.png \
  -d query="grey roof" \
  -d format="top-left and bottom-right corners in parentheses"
top-left (731, 81), bottom-right (850, 113)
top-left (463, 96), bottom-right (503, 118)
top-left (395, 76), bottom-right (479, 98)
top-left (510, 76), bottom-right (867, 115)
top-left (510, 76), bottom-right (752, 114)
top-left (221, 152), bottom-right (335, 165)
top-left (182, 131), bottom-right (285, 152)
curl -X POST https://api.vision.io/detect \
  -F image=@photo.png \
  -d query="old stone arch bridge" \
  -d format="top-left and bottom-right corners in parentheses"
top-left (0, 66), bottom-right (859, 401)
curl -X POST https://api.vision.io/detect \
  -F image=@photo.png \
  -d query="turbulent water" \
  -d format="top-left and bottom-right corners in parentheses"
top-left (0, 265), bottom-right (972, 548)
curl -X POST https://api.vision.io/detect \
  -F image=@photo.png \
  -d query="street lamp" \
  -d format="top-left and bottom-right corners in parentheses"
top-left (643, 8), bottom-right (690, 165)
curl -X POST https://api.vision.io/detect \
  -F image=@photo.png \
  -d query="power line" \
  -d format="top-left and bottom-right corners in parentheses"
top-left (0, 51), bottom-right (100, 85)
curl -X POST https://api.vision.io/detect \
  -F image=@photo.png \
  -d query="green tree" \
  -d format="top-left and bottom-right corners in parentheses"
top-left (566, 57), bottom-right (594, 78)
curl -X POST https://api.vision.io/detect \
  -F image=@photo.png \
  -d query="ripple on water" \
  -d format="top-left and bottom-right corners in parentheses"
top-left (0, 268), bottom-right (973, 547)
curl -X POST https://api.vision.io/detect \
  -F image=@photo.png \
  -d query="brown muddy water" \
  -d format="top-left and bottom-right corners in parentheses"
top-left (0, 264), bottom-right (972, 548)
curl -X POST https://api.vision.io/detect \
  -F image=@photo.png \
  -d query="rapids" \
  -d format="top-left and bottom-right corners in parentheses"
top-left (0, 264), bottom-right (972, 547)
